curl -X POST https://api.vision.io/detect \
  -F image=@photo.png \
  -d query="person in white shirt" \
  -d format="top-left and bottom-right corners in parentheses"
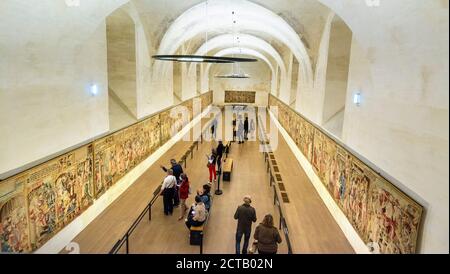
top-left (159, 169), bottom-right (177, 215)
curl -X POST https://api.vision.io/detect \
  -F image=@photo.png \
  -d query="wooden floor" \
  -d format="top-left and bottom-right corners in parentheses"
top-left (265, 114), bottom-right (354, 254)
top-left (61, 110), bottom-right (354, 254)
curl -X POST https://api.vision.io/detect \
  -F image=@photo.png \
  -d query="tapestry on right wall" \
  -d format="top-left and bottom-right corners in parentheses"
top-left (269, 94), bottom-right (423, 254)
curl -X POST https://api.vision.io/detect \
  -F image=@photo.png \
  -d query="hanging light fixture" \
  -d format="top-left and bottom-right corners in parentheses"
top-left (215, 10), bottom-right (253, 78)
top-left (152, 55), bottom-right (256, 63)
top-left (152, 1), bottom-right (257, 64)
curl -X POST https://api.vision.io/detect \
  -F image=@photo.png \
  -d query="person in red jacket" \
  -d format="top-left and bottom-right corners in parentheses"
top-left (178, 173), bottom-right (191, 220)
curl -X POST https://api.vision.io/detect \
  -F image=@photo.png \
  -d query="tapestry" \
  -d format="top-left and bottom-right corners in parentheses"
top-left (0, 91), bottom-right (213, 253)
top-left (268, 94), bottom-right (423, 254)
top-left (366, 177), bottom-right (422, 254)
top-left (200, 91), bottom-right (213, 111)
top-left (160, 110), bottom-right (175, 145)
top-left (225, 90), bottom-right (256, 104)
top-left (93, 115), bottom-right (161, 198)
top-left (1, 145), bottom-right (93, 252)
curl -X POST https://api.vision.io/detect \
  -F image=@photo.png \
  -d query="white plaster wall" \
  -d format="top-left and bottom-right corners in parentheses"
top-left (106, 8), bottom-right (137, 118)
top-left (0, 0), bottom-right (131, 178)
top-left (316, 0), bottom-right (449, 253)
top-left (322, 17), bottom-right (352, 126)
top-left (211, 61), bottom-right (271, 107)
top-left (297, 12), bottom-right (335, 124)
top-left (108, 93), bottom-right (137, 132)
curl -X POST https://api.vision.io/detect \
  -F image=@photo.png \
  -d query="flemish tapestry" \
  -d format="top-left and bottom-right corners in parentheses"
top-left (225, 90), bottom-right (256, 104)
top-left (93, 116), bottom-right (161, 197)
top-left (0, 92), bottom-right (214, 253)
top-left (1, 145), bottom-right (93, 252)
top-left (269, 94), bottom-right (423, 254)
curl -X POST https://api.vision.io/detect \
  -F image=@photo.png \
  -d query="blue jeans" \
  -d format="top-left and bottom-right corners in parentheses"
top-left (235, 230), bottom-right (251, 254)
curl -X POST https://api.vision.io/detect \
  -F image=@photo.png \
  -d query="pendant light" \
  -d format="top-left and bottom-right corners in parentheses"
top-left (215, 10), bottom-right (253, 78)
top-left (152, 1), bottom-right (257, 64)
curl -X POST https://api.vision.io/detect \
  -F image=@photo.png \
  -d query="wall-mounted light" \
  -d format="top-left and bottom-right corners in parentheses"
top-left (90, 84), bottom-right (98, 96)
top-left (353, 92), bottom-right (362, 106)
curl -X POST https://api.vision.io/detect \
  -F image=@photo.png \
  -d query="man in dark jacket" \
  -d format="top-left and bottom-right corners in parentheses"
top-left (161, 159), bottom-right (183, 207)
top-left (244, 117), bottom-right (249, 140)
top-left (234, 195), bottom-right (257, 254)
top-left (216, 141), bottom-right (224, 171)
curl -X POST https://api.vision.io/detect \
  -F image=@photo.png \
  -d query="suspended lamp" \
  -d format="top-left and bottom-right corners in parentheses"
top-left (215, 73), bottom-right (250, 79)
top-left (152, 55), bottom-right (257, 63)
top-left (152, 1), bottom-right (257, 64)
top-left (215, 10), bottom-right (253, 79)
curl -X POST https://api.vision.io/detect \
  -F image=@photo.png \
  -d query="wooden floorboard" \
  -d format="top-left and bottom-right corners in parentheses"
top-left (266, 114), bottom-right (355, 254)
top-left (61, 110), bottom-right (354, 254)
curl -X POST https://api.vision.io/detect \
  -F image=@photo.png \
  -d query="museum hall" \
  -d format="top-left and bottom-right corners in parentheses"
top-left (0, 0), bottom-right (448, 256)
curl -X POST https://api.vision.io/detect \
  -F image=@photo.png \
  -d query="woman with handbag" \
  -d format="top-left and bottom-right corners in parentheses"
top-left (159, 169), bottom-right (177, 216)
top-left (206, 148), bottom-right (217, 183)
top-left (253, 214), bottom-right (282, 254)
top-left (178, 173), bottom-right (191, 220)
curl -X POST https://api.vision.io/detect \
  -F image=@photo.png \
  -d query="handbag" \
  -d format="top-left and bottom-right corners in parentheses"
top-left (248, 240), bottom-right (258, 254)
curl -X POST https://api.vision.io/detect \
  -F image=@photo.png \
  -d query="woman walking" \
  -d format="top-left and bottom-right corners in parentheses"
top-left (178, 173), bottom-right (190, 220)
top-left (253, 214), bottom-right (282, 254)
top-left (206, 148), bottom-right (217, 183)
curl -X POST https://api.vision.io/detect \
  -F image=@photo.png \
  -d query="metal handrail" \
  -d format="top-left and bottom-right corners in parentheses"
top-left (258, 112), bottom-right (294, 254)
top-left (109, 115), bottom-right (218, 254)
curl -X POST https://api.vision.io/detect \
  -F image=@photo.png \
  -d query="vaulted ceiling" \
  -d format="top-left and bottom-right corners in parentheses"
top-left (120, 0), bottom-right (333, 75)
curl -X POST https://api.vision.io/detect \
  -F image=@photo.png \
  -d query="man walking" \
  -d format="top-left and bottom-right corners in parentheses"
top-left (234, 195), bottom-right (257, 254)
top-left (244, 117), bottom-right (249, 140)
top-left (216, 140), bottom-right (224, 171)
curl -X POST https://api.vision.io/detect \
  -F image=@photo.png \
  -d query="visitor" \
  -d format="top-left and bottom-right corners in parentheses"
top-left (250, 118), bottom-right (255, 139)
top-left (237, 119), bottom-right (245, 144)
top-left (161, 159), bottom-right (183, 207)
top-left (178, 173), bottom-right (191, 220)
top-left (234, 195), bottom-right (257, 254)
top-left (216, 141), bottom-right (224, 171)
top-left (185, 195), bottom-right (207, 229)
top-left (159, 169), bottom-right (177, 216)
top-left (244, 117), bottom-right (249, 140)
top-left (199, 184), bottom-right (212, 211)
top-left (206, 148), bottom-right (217, 183)
top-left (211, 117), bottom-right (218, 140)
top-left (232, 117), bottom-right (237, 142)
top-left (253, 214), bottom-right (282, 254)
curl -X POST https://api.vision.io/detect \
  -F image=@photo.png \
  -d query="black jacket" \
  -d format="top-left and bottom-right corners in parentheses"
top-left (254, 223), bottom-right (282, 253)
top-left (234, 204), bottom-right (257, 233)
top-left (217, 143), bottom-right (224, 157)
top-left (162, 164), bottom-right (184, 182)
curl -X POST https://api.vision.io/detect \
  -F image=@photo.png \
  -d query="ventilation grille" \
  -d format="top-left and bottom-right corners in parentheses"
top-left (273, 166), bottom-right (280, 173)
top-left (278, 183), bottom-right (286, 191)
top-left (275, 174), bottom-right (282, 181)
top-left (281, 192), bottom-right (290, 203)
